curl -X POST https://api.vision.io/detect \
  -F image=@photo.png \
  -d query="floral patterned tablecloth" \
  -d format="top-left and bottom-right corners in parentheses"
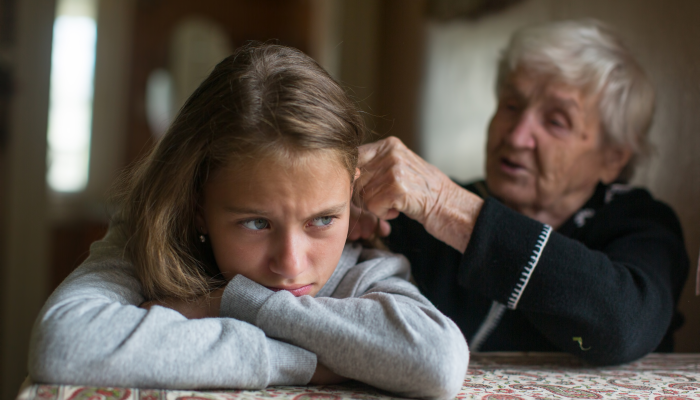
top-left (18, 353), bottom-right (700, 400)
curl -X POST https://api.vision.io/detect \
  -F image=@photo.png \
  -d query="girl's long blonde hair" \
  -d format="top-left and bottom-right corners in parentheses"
top-left (115, 43), bottom-right (367, 300)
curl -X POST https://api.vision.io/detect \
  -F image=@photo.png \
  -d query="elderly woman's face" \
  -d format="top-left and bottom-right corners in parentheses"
top-left (485, 69), bottom-right (624, 220)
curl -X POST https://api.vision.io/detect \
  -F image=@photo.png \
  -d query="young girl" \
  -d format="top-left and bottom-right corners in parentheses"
top-left (28, 43), bottom-right (468, 399)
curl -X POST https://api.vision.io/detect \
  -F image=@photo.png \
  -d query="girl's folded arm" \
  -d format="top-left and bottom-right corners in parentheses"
top-left (28, 246), bottom-right (316, 389)
top-left (221, 251), bottom-right (469, 400)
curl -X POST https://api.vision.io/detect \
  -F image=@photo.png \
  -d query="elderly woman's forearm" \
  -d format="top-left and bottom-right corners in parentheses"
top-left (423, 180), bottom-right (484, 253)
top-left (459, 196), bottom-right (688, 364)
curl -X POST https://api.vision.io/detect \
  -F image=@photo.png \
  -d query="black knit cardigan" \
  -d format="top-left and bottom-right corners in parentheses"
top-left (386, 181), bottom-right (689, 365)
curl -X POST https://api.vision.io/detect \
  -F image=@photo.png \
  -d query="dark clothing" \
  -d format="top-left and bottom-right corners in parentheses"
top-left (387, 181), bottom-right (689, 366)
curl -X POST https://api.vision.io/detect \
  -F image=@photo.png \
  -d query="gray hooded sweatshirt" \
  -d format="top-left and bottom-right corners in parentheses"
top-left (29, 225), bottom-right (469, 399)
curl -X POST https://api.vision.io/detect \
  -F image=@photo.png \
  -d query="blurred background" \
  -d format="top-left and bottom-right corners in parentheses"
top-left (0, 0), bottom-right (699, 398)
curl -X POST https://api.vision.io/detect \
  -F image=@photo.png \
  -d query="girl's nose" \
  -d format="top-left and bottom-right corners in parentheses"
top-left (269, 231), bottom-right (307, 279)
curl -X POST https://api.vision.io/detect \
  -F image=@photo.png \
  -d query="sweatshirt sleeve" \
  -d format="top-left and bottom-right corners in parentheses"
top-left (460, 196), bottom-right (689, 365)
top-left (220, 246), bottom-right (468, 400)
top-left (28, 227), bottom-right (317, 389)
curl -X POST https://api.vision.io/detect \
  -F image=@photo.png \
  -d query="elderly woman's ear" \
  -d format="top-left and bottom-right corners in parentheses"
top-left (600, 145), bottom-right (633, 184)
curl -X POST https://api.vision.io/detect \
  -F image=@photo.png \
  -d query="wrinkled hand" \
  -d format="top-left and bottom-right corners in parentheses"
top-left (140, 287), bottom-right (226, 319)
top-left (356, 137), bottom-right (448, 223)
top-left (308, 362), bottom-right (348, 385)
top-left (355, 137), bottom-right (483, 253)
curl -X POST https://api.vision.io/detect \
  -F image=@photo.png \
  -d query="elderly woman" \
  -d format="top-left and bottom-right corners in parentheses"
top-left (352, 19), bottom-right (689, 365)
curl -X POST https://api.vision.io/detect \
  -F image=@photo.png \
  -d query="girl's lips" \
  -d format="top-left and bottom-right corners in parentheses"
top-left (266, 284), bottom-right (313, 297)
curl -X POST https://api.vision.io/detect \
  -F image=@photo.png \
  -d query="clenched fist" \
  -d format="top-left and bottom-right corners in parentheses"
top-left (352, 137), bottom-right (483, 253)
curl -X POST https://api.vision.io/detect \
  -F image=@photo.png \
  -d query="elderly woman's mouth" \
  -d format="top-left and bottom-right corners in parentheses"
top-left (500, 157), bottom-right (527, 173)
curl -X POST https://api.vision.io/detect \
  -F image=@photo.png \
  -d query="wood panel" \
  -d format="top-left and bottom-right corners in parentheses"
top-left (50, 222), bottom-right (108, 291)
top-left (374, 0), bottom-right (427, 151)
top-left (126, 0), bottom-right (314, 165)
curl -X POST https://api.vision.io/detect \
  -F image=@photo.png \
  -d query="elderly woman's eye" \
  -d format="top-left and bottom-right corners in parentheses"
top-left (548, 113), bottom-right (570, 129)
top-left (242, 218), bottom-right (269, 230)
top-left (310, 216), bottom-right (334, 227)
top-left (503, 101), bottom-right (519, 112)
top-left (552, 118), bottom-right (570, 129)
top-left (550, 119), bottom-right (564, 127)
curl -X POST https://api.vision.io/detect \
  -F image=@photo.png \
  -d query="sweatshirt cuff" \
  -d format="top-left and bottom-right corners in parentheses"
top-left (460, 197), bottom-right (552, 310)
top-left (266, 338), bottom-right (317, 386)
top-left (220, 275), bottom-right (275, 324)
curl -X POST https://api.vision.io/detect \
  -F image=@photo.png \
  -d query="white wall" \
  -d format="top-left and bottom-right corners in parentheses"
top-left (422, 0), bottom-right (553, 182)
top-left (421, 0), bottom-right (700, 351)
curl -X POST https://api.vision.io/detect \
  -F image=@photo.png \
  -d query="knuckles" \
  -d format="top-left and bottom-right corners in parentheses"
top-left (389, 165), bottom-right (405, 183)
top-left (383, 136), bottom-right (405, 149)
top-left (382, 137), bottom-right (409, 161)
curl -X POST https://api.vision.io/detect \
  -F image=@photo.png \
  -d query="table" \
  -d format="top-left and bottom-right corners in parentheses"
top-left (17, 353), bottom-right (700, 400)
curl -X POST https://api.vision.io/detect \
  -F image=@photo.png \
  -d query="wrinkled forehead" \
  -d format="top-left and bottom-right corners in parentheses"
top-left (500, 67), bottom-right (598, 110)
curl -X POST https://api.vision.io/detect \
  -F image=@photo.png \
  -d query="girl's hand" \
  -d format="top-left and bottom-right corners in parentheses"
top-left (139, 287), bottom-right (226, 319)
top-left (308, 362), bottom-right (348, 385)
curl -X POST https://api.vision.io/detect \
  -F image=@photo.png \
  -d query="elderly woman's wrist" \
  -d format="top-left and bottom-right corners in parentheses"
top-left (423, 181), bottom-right (483, 253)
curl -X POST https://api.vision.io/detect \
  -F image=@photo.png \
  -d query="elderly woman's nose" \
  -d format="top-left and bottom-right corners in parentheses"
top-left (506, 112), bottom-right (537, 149)
top-left (269, 231), bottom-right (307, 279)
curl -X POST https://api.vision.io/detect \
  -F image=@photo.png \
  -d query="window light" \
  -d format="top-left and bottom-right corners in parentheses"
top-left (46, 0), bottom-right (97, 192)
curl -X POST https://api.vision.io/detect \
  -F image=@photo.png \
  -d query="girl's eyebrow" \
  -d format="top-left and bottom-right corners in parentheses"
top-left (223, 202), bottom-right (348, 218)
top-left (308, 203), bottom-right (347, 219)
top-left (224, 206), bottom-right (270, 216)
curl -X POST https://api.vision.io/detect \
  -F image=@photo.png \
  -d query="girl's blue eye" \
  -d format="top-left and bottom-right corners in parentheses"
top-left (242, 219), bottom-right (269, 230)
top-left (310, 216), bottom-right (334, 227)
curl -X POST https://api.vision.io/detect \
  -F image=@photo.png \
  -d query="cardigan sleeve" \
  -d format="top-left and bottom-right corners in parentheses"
top-left (220, 245), bottom-right (469, 400)
top-left (459, 195), bottom-right (689, 365)
top-left (28, 226), bottom-right (317, 388)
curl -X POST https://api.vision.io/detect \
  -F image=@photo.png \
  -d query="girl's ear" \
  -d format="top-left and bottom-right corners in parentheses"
top-left (195, 211), bottom-right (209, 235)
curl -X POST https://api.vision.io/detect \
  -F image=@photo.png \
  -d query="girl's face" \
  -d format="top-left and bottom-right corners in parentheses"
top-left (197, 153), bottom-right (356, 297)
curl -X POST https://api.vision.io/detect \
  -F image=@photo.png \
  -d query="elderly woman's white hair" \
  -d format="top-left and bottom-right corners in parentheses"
top-left (496, 19), bottom-right (655, 182)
